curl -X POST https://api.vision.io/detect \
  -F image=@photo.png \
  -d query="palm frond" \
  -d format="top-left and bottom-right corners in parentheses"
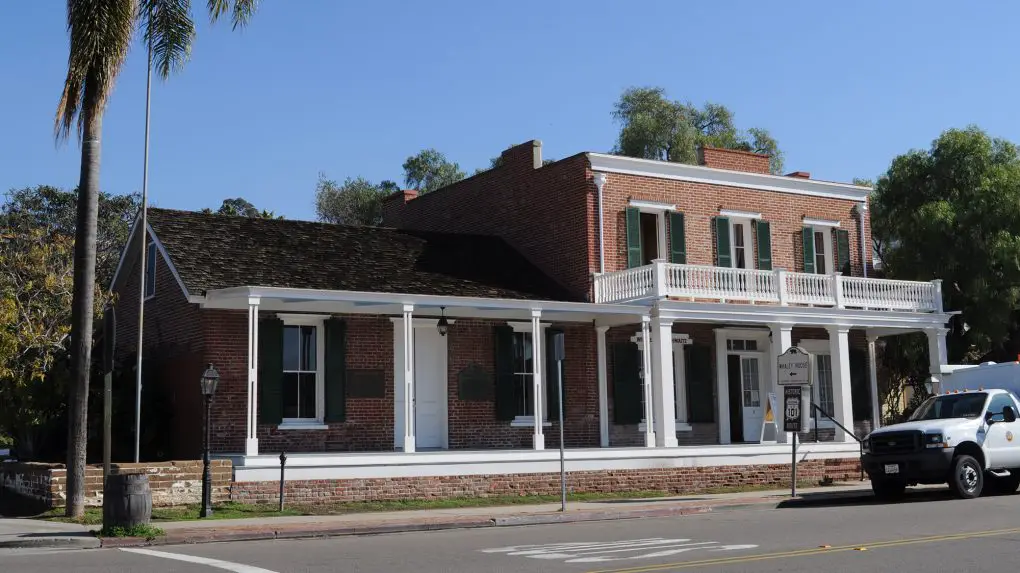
top-left (208, 0), bottom-right (259, 30)
top-left (55, 0), bottom-right (137, 142)
top-left (139, 0), bottom-right (196, 79)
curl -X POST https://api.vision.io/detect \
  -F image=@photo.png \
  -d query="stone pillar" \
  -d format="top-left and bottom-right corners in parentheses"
top-left (715, 328), bottom-right (730, 445)
top-left (651, 316), bottom-right (678, 447)
top-left (596, 326), bottom-right (610, 447)
top-left (867, 333), bottom-right (881, 429)
top-left (531, 309), bottom-right (545, 451)
top-left (245, 297), bottom-right (260, 457)
top-left (827, 326), bottom-right (855, 442)
top-left (402, 304), bottom-right (415, 453)
top-left (640, 316), bottom-right (656, 448)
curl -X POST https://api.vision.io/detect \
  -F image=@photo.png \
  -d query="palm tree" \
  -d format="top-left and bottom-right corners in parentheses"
top-left (55, 0), bottom-right (259, 518)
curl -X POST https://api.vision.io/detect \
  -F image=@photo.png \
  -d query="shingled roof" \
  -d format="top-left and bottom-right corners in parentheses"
top-left (145, 208), bottom-right (577, 302)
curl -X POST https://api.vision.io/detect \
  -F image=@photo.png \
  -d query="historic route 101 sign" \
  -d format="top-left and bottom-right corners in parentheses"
top-left (776, 346), bottom-right (812, 386)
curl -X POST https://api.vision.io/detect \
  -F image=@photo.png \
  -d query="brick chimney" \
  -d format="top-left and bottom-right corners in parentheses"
top-left (381, 189), bottom-right (418, 227)
top-left (497, 140), bottom-right (544, 171)
top-left (785, 171), bottom-right (811, 179)
top-left (696, 145), bottom-right (771, 174)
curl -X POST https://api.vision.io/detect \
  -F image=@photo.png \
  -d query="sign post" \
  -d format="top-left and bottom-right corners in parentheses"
top-left (552, 332), bottom-right (567, 512)
top-left (777, 347), bottom-right (812, 497)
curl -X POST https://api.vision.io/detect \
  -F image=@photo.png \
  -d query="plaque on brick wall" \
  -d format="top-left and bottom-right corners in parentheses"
top-left (346, 369), bottom-right (385, 398)
top-left (458, 363), bottom-right (493, 401)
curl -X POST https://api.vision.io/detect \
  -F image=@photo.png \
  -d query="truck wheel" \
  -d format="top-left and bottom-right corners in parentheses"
top-left (949, 455), bottom-right (983, 499)
top-left (872, 479), bottom-right (906, 501)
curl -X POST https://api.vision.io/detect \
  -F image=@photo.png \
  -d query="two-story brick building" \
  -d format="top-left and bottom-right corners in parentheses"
top-left (110, 141), bottom-right (951, 502)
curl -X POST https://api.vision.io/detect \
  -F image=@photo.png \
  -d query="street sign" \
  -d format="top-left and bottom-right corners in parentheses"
top-left (783, 386), bottom-right (803, 433)
top-left (777, 346), bottom-right (811, 386)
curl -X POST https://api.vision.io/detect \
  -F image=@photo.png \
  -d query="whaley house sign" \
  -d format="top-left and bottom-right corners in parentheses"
top-left (777, 346), bottom-right (812, 497)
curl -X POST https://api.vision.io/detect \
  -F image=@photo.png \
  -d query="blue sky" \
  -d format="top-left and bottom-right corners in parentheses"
top-left (2, 1), bottom-right (1017, 220)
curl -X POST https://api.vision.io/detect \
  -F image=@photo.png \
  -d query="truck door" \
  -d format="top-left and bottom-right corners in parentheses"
top-left (983, 393), bottom-right (1020, 469)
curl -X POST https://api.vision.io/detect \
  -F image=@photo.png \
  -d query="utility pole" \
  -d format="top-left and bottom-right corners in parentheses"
top-left (134, 41), bottom-right (153, 463)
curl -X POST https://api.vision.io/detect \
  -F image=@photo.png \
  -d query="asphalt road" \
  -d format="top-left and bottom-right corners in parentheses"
top-left (6, 488), bottom-right (1020, 572)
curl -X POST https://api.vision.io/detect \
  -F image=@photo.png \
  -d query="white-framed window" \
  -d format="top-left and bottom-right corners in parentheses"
top-left (798, 340), bottom-right (836, 427)
top-left (143, 241), bottom-right (157, 300)
top-left (280, 315), bottom-right (325, 424)
top-left (631, 333), bottom-right (691, 431)
top-left (730, 220), bottom-right (754, 270)
top-left (813, 228), bottom-right (832, 275)
top-left (508, 322), bottom-right (550, 425)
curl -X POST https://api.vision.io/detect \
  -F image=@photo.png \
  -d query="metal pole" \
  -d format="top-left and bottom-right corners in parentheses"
top-left (791, 432), bottom-right (797, 497)
top-left (134, 40), bottom-right (153, 464)
top-left (558, 361), bottom-right (566, 512)
top-left (200, 395), bottom-right (213, 518)
top-left (279, 452), bottom-right (287, 512)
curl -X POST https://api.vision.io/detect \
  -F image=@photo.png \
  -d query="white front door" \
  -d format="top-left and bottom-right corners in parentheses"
top-left (413, 327), bottom-right (446, 449)
top-left (740, 356), bottom-right (763, 441)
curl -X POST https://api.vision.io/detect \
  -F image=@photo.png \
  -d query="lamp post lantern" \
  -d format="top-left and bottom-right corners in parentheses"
top-left (199, 363), bottom-right (219, 518)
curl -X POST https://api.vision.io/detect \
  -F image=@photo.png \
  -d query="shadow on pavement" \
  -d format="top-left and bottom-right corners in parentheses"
top-left (778, 487), bottom-right (953, 509)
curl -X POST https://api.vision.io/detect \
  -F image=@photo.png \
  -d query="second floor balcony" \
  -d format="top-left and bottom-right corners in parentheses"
top-left (593, 260), bottom-right (943, 312)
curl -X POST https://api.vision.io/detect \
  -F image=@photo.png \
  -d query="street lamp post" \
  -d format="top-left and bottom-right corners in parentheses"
top-left (199, 364), bottom-right (220, 518)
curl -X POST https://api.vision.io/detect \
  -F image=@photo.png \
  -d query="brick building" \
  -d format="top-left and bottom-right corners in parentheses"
top-left (109, 141), bottom-right (951, 501)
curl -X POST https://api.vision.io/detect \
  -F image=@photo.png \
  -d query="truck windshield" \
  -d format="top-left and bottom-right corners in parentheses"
top-left (910, 393), bottom-right (988, 421)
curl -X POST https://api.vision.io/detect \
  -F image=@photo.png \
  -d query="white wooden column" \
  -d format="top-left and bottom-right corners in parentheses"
top-left (245, 297), bottom-right (260, 457)
top-left (640, 317), bottom-right (655, 448)
top-left (926, 327), bottom-right (948, 395)
top-left (769, 323), bottom-right (793, 444)
top-left (402, 304), bottom-right (416, 453)
top-left (531, 309), bottom-right (545, 450)
top-left (715, 328), bottom-right (730, 445)
top-left (827, 326), bottom-right (855, 442)
top-left (596, 326), bottom-right (610, 447)
top-left (867, 333), bottom-right (881, 429)
top-left (651, 316), bottom-right (678, 447)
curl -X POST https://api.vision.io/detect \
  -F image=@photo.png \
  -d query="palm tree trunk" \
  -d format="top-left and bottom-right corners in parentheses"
top-left (65, 101), bottom-right (102, 518)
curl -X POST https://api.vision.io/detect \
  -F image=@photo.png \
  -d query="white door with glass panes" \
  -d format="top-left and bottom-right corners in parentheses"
top-left (739, 357), bottom-right (763, 439)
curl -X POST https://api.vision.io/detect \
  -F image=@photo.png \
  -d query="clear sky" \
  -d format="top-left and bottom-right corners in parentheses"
top-left (2, 1), bottom-right (1017, 221)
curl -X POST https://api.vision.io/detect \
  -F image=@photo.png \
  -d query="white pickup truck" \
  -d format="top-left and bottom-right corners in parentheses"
top-left (862, 388), bottom-right (1020, 499)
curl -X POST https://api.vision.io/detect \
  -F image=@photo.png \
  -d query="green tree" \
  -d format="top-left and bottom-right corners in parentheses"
top-left (315, 175), bottom-right (390, 227)
top-left (612, 87), bottom-right (784, 174)
top-left (55, 0), bottom-right (259, 518)
top-left (402, 148), bottom-right (465, 193)
top-left (872, 126), bottom-right (1020, 369)
top-left (202, 197), bottom-right (282, 219)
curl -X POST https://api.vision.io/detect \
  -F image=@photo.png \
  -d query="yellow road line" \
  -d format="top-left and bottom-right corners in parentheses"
top-left (585, 527), bottom-right (1020, 573)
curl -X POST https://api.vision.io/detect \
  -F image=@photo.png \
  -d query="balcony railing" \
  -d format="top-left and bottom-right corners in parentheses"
top-left (593, 260), bottom-right (943, 312)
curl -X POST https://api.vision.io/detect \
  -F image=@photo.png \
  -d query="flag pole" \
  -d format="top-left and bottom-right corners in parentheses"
top-left (134, 40), bottom-right (153, 463)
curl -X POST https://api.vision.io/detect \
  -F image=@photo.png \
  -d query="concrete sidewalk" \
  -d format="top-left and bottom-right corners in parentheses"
top-left (0, 517), bottom-right (99, 550)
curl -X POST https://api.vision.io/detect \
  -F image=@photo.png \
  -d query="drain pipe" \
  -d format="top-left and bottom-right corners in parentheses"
top-left (594, 173), bottom-right (608, 274)
top-left (856, 200), bottom-right (868, 277)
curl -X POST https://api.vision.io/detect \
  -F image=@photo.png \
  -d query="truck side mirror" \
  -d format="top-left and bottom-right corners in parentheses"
top-left (986, 411), bottom-right (997, 425)
top-left (1005, 406), bottom-right (1017, 423)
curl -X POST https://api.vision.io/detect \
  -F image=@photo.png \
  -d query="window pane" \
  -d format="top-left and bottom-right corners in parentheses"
top-left (282, 373), bottom-right (299, 418)
top-left (742, 358), bottom-right (761, 407)
top-left (299, 373), bottom-right (317, 419)
top-left (522, 334), bottom-right (534, 374)
top-left (746, 340), bottom-right (757, 351)
top-left (283, 326), bottom-right (300, 371)
top-left (301, 326), bottom-right (316, 371)
top-left (517, 374), bottom-right (534, 416)
top-left (815, 232), bottom-right (827, 274)
top-left (817, 355), bottom-right (834, 417)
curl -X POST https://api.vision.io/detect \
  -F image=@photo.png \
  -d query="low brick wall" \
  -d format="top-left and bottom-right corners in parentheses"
top-left (0, 460), bottom-right (232, 508)
top-left (231, 458), bottom-right (862, 505)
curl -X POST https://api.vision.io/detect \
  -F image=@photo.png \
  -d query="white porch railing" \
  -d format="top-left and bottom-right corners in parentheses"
top-left (594, 260), bottom-right (943, 312)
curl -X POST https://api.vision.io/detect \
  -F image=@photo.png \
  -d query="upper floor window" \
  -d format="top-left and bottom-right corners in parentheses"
top-left (144, 241), bottom-right (157, 299)
top-left (625, 202), bottom-right (686, 268)
top-left (803, 220), bottom-right (851, 275)
top-left (716, 211), bottom-right (771, 271)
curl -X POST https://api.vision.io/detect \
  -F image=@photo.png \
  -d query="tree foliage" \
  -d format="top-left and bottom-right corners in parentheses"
top-left (315, 175), bottom-right (390, 227)
top-left (202, 197), bottom-right (282, 219)
top-left (402, 148), bottom-right (465, 193)
top-left (612, 87), bottom-right (784, 174)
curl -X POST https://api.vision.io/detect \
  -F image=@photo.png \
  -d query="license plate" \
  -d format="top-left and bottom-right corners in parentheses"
top-left (884, 464), bottom-right (899, 474)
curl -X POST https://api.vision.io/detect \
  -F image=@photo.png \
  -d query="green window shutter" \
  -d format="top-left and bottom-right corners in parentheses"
top-left (685, 344), bottom-right (715, 423)
top-left (545, 328), bottom-right (565, 421)
top-left (611, 342), bottom-right (642, 424)
top-left (755, 220), bottom-right (772, 271)
top-left (324, 318), bottom-right (347, 423)
top-left (669, 211), bottom-right (687, 264)
top-left (715, 217), bottom-right (731, 267)
top-left (849, 348), bottom-right (870, 422)
top-left (802, 227), bottom-right (816, 274)
top-left (625, 207), bottom-right (642, 268)
top-left (835, 229), bottom-right (851, 275)
top-left (494, 325), bottom-right (517, 421)
top-left (258, 317), bottom-right (284, 425)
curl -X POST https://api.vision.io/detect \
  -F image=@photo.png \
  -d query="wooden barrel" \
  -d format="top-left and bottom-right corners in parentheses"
top-left (102, 473), bottom-right (152, 528)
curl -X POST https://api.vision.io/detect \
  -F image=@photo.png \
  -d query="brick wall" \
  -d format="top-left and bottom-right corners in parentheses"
top-left (698, 146), bottom-right (771, 174)
top-left (381, 142), bottom-right (593, 301)
top-left (1, 460), bottom-right (231, 508)
top-left (230, 457), bottom-right (861, 505)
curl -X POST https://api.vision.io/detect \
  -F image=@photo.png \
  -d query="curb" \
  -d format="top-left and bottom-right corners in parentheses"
top-left (0, 535), bottom-right (101, 550)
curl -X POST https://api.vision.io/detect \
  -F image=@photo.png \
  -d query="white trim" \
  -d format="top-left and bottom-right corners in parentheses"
top-left (276, 423), bottom-right (329, 431)
top-left (720, 209), bottom-right (762, 220)
top-left (803, 217), bottom-right (841, 228)
top-left (629, 199), bottom-right (677, 212)
top-left (728, 217), bottom-right (755, 271)
top-left (808, 226), bottom-right (835, 275)
top-left (589, 154), bottom-right (871, 202)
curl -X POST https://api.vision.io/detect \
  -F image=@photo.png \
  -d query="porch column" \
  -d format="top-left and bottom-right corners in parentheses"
top-left (926, 328), bottom-right (948, 395)
top-left (769, 323), bottom-right (793, 444)
top-left (715, 328), bottom-right (730, 445)
top-left (531, 309), bottom-right (545, 451)
top-left (650, 315), bottom-right (678, 447)
top-left (827, 325), bottom-right (855, 442)
top-left (867, 333), bottom-right (882, 429)
top-left (640, 316), bottom-right (655, 448)
top-left (402, 304), bottom-right (416, 453)
top-left (596, 326), bottom-right (610, 447)
top-left (245, 297), bottom-right (260, 457)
